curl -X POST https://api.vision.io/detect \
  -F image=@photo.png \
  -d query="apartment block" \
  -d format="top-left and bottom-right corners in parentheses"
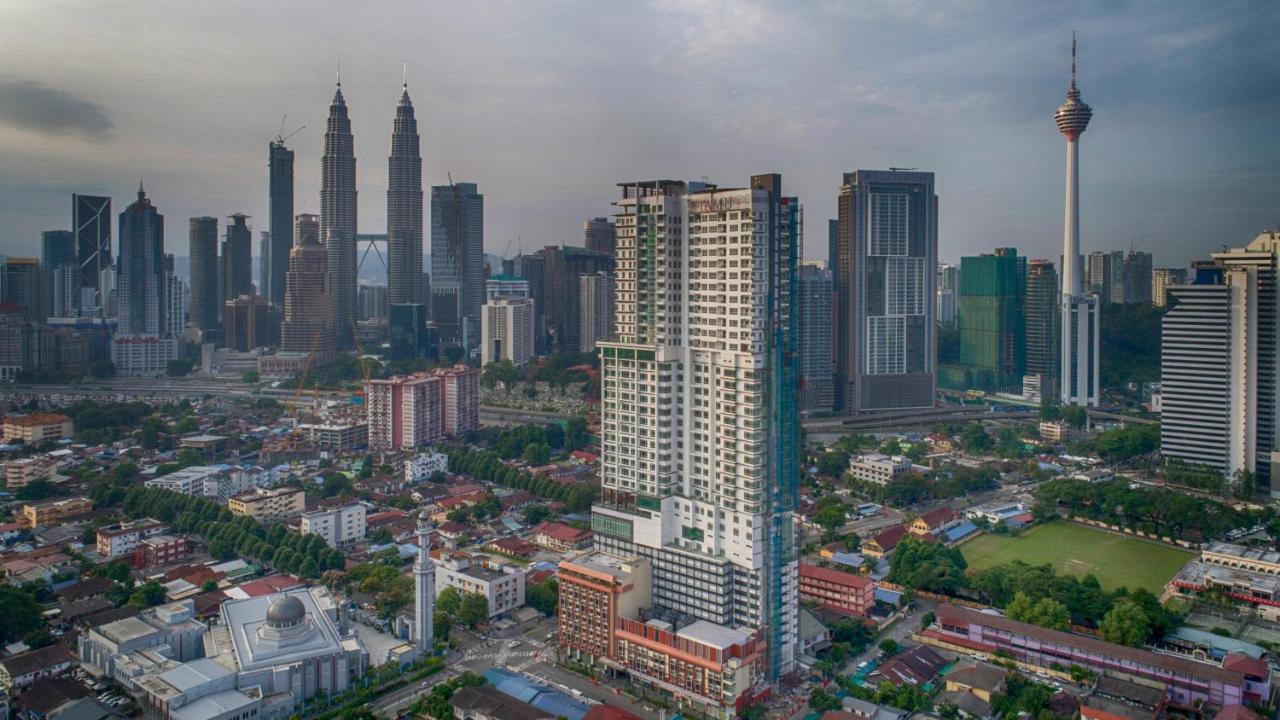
top-left (847, 453), bottom-right (912, 485)
top-left (300, 503), bottom-right (367, 547)
top-left (96, 519), bottom-right (168, 559)
top-left (228, 486), bottom-right (305, 523)
top-left (798, 563), bottom-right (876, 617)
top-left (365, 365), bottom-right (478, 450)
top-left (22, 496), bottom-right (91, 528)
top-left (3, 413), bottom-right (74, 444)
top-left (434, 553), bottom-right (525, 618)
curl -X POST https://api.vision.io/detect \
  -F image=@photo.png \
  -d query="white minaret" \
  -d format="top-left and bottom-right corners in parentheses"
top-left (414, 511), bottom-right (435, 652)
top-left (1055, 34), bottom-right (1100, 407)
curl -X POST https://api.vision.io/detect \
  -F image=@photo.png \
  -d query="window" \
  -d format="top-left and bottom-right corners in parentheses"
top-left (868, 192), bottom-right (909, 256)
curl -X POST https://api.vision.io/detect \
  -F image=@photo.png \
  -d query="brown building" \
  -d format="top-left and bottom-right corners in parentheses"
top-left (228, 486), bottom-right (306, 522)
top-left (798, 563), bottom-right (876, 617)
top-left (222, 294), bottom-right (273, 351)
top-left (22, 496), bottom-right (92, 528)
top-left (3, 413), bottom-right (74, 444)
top-left (557, 555), bottom-right (651, 665)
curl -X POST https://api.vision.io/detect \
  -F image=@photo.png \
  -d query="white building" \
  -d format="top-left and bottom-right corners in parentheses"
top-left (480, 297), bottom-right (534, 367)
top-left (78, 600), bottom-right (208, 684)
top-left (578, 271), bottom-right (615, 353)
top-left (484, 275), bottom-right (530, 300)
top-left (300, 503), bottom-right (367, 547)
top-left (144, 465), bottom-right (245, 500)
top-left (96, 519), bottom-right (168, 559)
top-left (112, 335), bottom-right (180, 377)
top-left (405, 451), bottom-right (448, 483)
top-left (847, 453), bottom-right (912, 485)
top-left (434, 554), bottom-right (525, 619)
top-left (590, 176), bottom-right (800, 681)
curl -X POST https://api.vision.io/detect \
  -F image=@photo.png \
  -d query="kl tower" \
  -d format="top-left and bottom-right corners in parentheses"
top-left (1056, 34), bottom-right (1099, 407)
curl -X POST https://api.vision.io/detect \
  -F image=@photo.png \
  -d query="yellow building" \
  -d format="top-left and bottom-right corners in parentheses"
top-left (22, 496), bottom-right (91, 528)
top-left (228, 486), bottom-right (305, 523)
top-left (3, 414), bottom-right (74, 444)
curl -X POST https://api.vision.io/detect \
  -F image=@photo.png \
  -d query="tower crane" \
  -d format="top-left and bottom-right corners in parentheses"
top-left (275, 114), bottom-right (305, 145)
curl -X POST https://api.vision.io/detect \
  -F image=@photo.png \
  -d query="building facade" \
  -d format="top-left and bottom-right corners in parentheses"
top-left (434, 554), bottom-right (525, 618)
top-left (429, 182), bottom-right (483, 349)
top-left (1152, 267), bottom-right (1188, 307)
top-left (0, 259), bottom-right (42, 320)
top-left (267, 140), bottom-right (294, 306)
top-left (221, 214), bottom-right (253, 304)
top-left (797, 563), bottom-right (875, 617)
top-left (584, 217), bottom-right (617, 256)
top-left (591, 175), bottom-right (800, 682)
top-left (227, 486), bottom-right (305, 523)
top-left (539, 246), bottom-right (614, 354)
top-left (1024, 259), bottom-right (1059, 400)
top-left (835, 169), bottom-right (938, 413)
top-left (480, 297), bottom-right (535, 367)
top-left (275, 214), bottom-right (333, 365)
top-left (223, 294), bottom-right (272, 351)
top-left (577, 271), bottom-right (616, 353)
top-left (365, 366), bottom-right (478, 450)
top-left (113, 187), bottom-right (178, 375)
top-left (73, 194), bottom-right (112, 311)
top-left (949, 248), bottom-right (1025, 393)
top-left (797, 264), bottom-right (834, 411)
top-left (41, 230), bottom-right (77, 318)
top-left (300, 503), bottom-right (367, 547)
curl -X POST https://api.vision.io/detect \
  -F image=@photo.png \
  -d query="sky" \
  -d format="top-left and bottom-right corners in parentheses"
top-left (1, 0), bottom-right (1277, 268)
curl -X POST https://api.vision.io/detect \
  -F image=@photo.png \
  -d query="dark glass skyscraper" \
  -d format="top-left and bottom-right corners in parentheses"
top-left (956, 248), bottom-right (1025, 393)
top-left (40, 230), bottom-right (75, 318)
top-left (322, 78), bottom-right (358, 346)
top-left (387, 80), bottom-right (424, 307)
top-left (836, 169), bottom-right (938, 413)
top-left (430, 182), bottom-right (483, 349)
top-left (116, 186), bottom-right (165, 335)
top-left (73, 194), bottom-right (111, 307)
top-left (188, 216), bottom-right (220, 332)
top-left (221, 213), bottom-right (253, 303)
top-left (268, 139), bottom-right (294, 306)
top-left (1024, 259), bottom-right (1059, 398)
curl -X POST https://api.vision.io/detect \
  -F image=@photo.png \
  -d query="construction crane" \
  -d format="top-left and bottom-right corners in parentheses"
top-left (292, 329), bottom-right (325, 424)
top-left (275, 114), bottom-right (305, 145)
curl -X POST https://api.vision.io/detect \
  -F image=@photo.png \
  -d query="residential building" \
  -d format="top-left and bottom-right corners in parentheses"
top-left (941, 248), bottom-right (1025, 393)
top-left (1, 258), bottom-right (42, 320)
top-left (1086, 251), bottom-right (1117, 303)
top-left (1024, 259), bottom-right (1059, 400)
top-left (449, 685), bottom-right (551, 720)
top-left (357, 284), bottom-right (388, 321)
top-left (188, 217), bottom-right (219, 333)
top-left (909, 507), bottom-right (959, 536)
top-left (798, 563), bottom-right (875, 617)
top-left (222, 295), bottom-right (271, 351)
top-left (578, 271), bottom-right (616, 352)
top-left (924, 603), bottom-right (1256, 707)
top-left (480, 297), bottom-right (535, 367)
top-left (1161, 233), bottom-right (1279, 492)
top-left (113, 186), bottom-right (178, 375)
top-left (96, 520), bottom-right (167, 559)
top-left (485, 275), bottom-right (530, 300)
top-left (0, 645), bottom-right (75, 691)
top-left (404, 451), bottom-right (448, 483)
top-left (1056, 42), bottom-right (1100, 407)
top-left (434, 554), bottom-right (525, 618)
top-left (387, 80), bottom-right (424, 307)
top-left (227, 487), bottom-right (305, 523)
top-left (835, 169), bottom-right (937, 413)
top-left (220, 214), bottom-right (253, 304)
top-left (3, 413), bottom-right (74, 443)
top-left (937, 262), bottom-right (960, 329)
top-left (591, 175), bottom-right (800, 682)
top-left (365, 366), bottom-right (478, 450)
top-left (297, 421), bottom-right (367, 451)
top-left (797, 264), bottom-right (834, 411)
top-left (847, 453), bottom-right (912, 486)
top-left (267, 139), bottom-right (294, 306)
top-left (300, 503), bottom-right (366, 547)
top-left (22, 497), bottom-right (92, 528)
top-left (512, 253), bottom-right (548, 353)
top-left (1152, 267), bottom-right (1187, 308)
top-left (144, 465), bottom-right (248, 500)
top-left (583, 217), bottom-right (616, 256)
top-left (430, 182), bottom-right (483, 349)
top-left (868, 644), bottom-right (947, 687)
top-left (529, 522), bottom-right (592, 552)
top-left (136, 535), bottom-right (186, 568)
top-left (162, 261), bottom-right (185, 340)
top-left (322, 78), bottom-right (358, 347)
top-left (3, 456), bottom-right (54, 489)
top-left (73, 195), bottom-right (112, 311)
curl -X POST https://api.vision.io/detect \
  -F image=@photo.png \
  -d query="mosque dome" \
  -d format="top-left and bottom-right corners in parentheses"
top-left (265, 595), bottom-right (306, 627)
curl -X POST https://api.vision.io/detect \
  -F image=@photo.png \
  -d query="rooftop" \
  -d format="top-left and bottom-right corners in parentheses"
top-left (677, 619), bottom-right (752, 650)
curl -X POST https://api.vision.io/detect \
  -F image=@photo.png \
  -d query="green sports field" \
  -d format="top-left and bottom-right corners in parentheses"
top-left (961, 522), bottom-right (1194, 593)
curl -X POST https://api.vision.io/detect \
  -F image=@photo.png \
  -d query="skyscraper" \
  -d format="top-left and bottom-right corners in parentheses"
top-left (1024, 259), bottom-right (1059, 400)
top-left (279, 219), bottom-right (334, 362)
top-left (1056, 36), bottom-right (1100, 407)
top-left (798, 263), bottom-right (834, 411)
top-left (539, 246), bottom-right (614, 353)
top-left (268, 138), bottom-right (295, 305)
top-left (1152, 267), bottom-right (1188, 307)
top-left (481, 297), bottom-right (535, 367)
top-left (322, 75), bottom-right (358, 346)
top-left (162, 255), bottom-right (185, 340)
top-left (590, 175), bottom-right (799, 689)
top-left (429, 182), bottom-right (483, 349)
top-left (188, 217), bottom-right (219, 333)
top-left (1123, 250), bottom-right (1153, 306)
top-left (827, 219), bottom-right (839, 280)
top-left (1, 259), bottom-right (42, 319)
top-left (577, 271), bottom-right (615, 353)
top-left (1085, 250), bottom-right (1114, 303)
top-left (221, 214), bottom-right (253, 304)
top-left (583, 217), bottom-right (616, 256)
top-left (295, 213), bottom-right (320, 247)
top-left (113, 185), bottom-right (178, 375)
top-left (937, 262), bottom-right (960, 329)
top-left (387, 77), bottom-right (424, 307)
top-left (835, 169), bottom-right (938, 414)
top-left (73, 194), bottom-right (111, 309)
top-left (40, 230), bottom-right (75, 319)
top-left (954, 248), bottom-right (1025, 393)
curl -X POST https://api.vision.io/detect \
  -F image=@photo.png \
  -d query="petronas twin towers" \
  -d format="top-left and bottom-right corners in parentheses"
top-left (320, 69), bottom-right (424, 346)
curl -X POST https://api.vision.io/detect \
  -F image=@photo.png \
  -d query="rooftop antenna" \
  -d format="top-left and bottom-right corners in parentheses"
top-left (1071, 31), bottom-right (1078, 90)
top-left (402, 60), bottom-right (407, 89)
top-left (447, 171), bottom-right (454, 186)
top-left (336, 58), bottom-right (341, 87)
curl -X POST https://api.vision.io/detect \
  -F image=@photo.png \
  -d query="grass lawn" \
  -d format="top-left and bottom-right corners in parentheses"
top-left (961, 521), bottom-right (1193, 593)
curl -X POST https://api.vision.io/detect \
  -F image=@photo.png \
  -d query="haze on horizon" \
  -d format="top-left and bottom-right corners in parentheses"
top-left (1, 0), bottom-right (1277, 268)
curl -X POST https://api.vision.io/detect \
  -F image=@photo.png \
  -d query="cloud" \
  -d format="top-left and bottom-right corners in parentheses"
top-left (0, 78), bottom-right (113, 140)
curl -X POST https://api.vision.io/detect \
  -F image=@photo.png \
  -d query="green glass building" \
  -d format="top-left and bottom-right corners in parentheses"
top-left (949, 248), bottom-right (1025, 392)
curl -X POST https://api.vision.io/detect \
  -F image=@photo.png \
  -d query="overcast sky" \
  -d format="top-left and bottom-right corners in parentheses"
top-left (1, 0), bottom-right (1277, 268)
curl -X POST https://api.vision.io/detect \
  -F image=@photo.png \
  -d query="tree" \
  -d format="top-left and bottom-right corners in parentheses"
top-left (0, 586), bottom-right (44, 643)
top-left (887, 536), bottom-right (968, 594)
top-left (878, 638), bottom-right (901, 656)
top-left (564, 416), bottom-right (589, 452)
top-left (527, 579), bottom-right (558, 615)
top-left (200, 580), bottom-right (218, 593)
top-left (241, 370), bottom-right (260, 384)
top-left (1099, 600), bottom-right (1149, 647)
top-left (1006, 591), bottom-right (1070, 630)
top-left (457, 592), bottom-right (489, 627)
top-left (958, 423), bottom-right (993, 454)
top-left (90, 361), bottom-right (116, 379)
top-left (816, 450), bottom-right (849, 478)
top-left (809, 688), bottom-right (841, 712)
top-left (814, 503), bottom-right (847, 534)
top-left (436, 586), bottom-right (462, 616)
top-left (523, 442), bottom-right (551, 466)
top-left (128, 580), bottom-right (167, 608)
top-left (521, 504), bottom-right (551, 526)
top-left (16, 478), bottom-right (61, 501)
top-left (1061, 405), bottom-right (1087, 429)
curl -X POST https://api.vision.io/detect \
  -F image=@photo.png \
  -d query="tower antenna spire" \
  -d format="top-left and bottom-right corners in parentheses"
top-left (1071, 31), bottom-right (1077, 90)
top-left (336, 58), bottom-right (341, 87)
top-left (402, 60), bottom-right (407, 89)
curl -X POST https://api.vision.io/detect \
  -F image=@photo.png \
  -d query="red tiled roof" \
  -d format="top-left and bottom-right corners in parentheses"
top-left (236, 574), bottom-right (302, 597)
top-left (869, 524), bottom-right (909, 550)
top-left (1215, 705), bottom-right (1262, 720)
top-left (799, 563), bottom-right (874, 589)
top-left (915, 506), bottom-right (959, 528)
top-left (1222, 653), bottom-right (1270, 679)
top-left (583, 706), bottom-right (642, 720)
top-left (532, 522), bottom-right (591, 544)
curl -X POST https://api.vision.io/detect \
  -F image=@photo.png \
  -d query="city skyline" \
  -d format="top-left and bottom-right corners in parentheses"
top-left (2, 3), bottom-right (1277, 268)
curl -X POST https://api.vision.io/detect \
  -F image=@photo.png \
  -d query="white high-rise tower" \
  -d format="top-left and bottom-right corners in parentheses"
top-left (1056, 34), bottom-right (1099, 407)
top-left (414, 512), bottom-right (435, 652)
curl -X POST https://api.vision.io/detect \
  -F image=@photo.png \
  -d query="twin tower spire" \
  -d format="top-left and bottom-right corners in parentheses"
top-left (320, 60), bottom-right (424, 347)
